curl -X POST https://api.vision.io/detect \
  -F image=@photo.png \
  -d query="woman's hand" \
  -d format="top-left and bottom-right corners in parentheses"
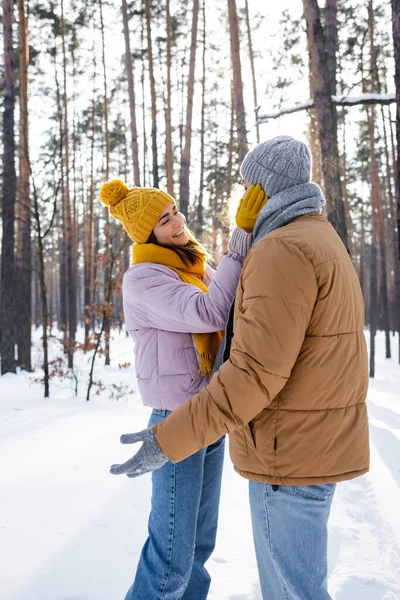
top-left (235, 184), bottom-right (268, 233)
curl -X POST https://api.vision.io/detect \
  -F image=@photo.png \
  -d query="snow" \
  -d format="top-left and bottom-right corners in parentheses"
top-left (0, 329), bottom-right (400, 600)
top-left (257, 93), bottom-right (396, 123)
top-left (332, 92), bottom-right (396, 105)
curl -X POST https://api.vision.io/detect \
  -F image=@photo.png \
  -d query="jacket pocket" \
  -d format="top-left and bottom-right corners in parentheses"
top-left (242, 423), bottom-right (257, 456)
top-left (292, 483), bottom-right (336, 501)
top-left (183, 347), bottom-right (203, 393)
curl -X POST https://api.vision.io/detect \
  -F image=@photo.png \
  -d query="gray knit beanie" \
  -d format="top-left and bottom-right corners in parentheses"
top-left (240, 135), bottom-right (311, 197)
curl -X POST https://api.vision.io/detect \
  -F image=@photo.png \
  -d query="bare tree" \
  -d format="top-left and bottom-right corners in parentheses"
top-left (145, 0), bottom-right (159, 188)
top-left (228, 0), bottom-right (248, 163)
top-left (325, 0), bottom-right (338, 97)
top-left (369, 202), bottom-right (378, 378)
top-left (61, 0), bottom-right (76, 369)
top-left (196, 0), bottom-right (206, 237)
top-left (244, 0), bottom-right (259, 143)
top-left (179, 0), bottom-right (200, 217)
top-left (122, 0), bottom-right (141, 186)
top-left (392, 0), bottom-right (400, 262)
top-left (1, 0), bottom-right (17, 374)
top-left (367, 0), bottom-right (391, 360)
top-left (100, 0), bottom-right (112, 366)
top-left (30, 170), bottom-right (59, 398)
top-left (165, 0), bottom-right (174, 197)
top-left (84, 58), bottom-right (96, 347)
top-left (382, 104), bottom-right (400, 363)
top-left (16, 0), bottom-right (31, 371)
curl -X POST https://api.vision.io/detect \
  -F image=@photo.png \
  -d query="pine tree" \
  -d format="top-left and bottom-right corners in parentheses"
top-left (16, 0), bottom-right (31, 371)
top-left (1, 0), bottom-right (17, 374)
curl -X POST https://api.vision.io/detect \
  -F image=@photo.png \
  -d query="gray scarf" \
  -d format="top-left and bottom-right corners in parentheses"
top-left (253, 182), bottom-right (325, 243)
top-left (212, 182), bottom-right (325, 374)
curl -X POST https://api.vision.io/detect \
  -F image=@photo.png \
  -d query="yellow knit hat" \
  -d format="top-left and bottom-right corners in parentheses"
top-left (100, 179), bottom-right (176, 243)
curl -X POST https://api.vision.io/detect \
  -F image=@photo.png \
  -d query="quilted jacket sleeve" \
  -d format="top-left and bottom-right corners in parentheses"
top-left (123, 253), bottom-right (242, 334)
top-left (153, 237), bottom-right (318, 462)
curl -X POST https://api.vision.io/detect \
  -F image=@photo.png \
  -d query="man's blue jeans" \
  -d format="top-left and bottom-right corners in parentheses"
top-left (249, 481), bottom-right (336, 600)
top-left (125, 409), bottom-right (225, 600)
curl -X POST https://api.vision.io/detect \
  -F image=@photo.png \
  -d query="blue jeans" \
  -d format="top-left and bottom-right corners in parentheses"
top-left (125, 409), bottom-right (225, 600)
top-left (249, 481), bottom-right (336, 600)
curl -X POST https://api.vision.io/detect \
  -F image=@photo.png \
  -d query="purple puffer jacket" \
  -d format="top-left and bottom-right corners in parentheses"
top-left (123, 253), bottom-right (243, 410)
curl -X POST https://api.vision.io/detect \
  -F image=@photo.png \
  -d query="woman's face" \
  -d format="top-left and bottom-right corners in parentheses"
top-left (152, 203), bottom-right (189, 247)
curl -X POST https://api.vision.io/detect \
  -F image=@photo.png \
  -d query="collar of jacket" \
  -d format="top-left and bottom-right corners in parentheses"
top-left (253, 182), bottom-right (326, 244)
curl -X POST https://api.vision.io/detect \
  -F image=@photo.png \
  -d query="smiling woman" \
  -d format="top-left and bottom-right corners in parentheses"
top-left (99, 177), bottom-right (267, 600)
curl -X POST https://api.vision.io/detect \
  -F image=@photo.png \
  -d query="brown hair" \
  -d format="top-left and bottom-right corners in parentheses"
top-left (147, 227), bottom-right (212, 267)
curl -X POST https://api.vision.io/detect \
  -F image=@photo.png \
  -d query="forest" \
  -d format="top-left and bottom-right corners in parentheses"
top-left (0, 0), bottom-right (399, 395)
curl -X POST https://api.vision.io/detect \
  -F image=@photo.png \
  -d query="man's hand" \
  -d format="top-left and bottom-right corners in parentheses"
top-left (235, 184), bottom-right (268, 233)
top-left (110, 427), bottom-right (168, 478)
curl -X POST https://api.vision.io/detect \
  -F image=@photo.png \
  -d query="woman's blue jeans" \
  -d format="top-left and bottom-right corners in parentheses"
top-left (125, 409), bottom-right (225, 600)
top-left (249, 481), bottom-right (336, 600)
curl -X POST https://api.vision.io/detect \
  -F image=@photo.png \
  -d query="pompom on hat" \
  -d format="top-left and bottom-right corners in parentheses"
top-left (240, 135), bottom-right (311, 198)
top-left (100, 179), bottom-right (175, 243)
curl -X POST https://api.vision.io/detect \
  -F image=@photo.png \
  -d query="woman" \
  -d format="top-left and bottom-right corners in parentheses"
top-left (101, 179), bottom-right (266, 600)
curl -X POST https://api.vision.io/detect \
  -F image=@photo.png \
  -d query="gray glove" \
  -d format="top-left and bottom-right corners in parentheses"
top-left (229, 227), bottom-right (253, 258)
top-left (110, 427), bottom-right (168, 478)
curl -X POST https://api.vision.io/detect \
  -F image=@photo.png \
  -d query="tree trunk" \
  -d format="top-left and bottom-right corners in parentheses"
top-left (244, 0), bottom-right (259, 143)
top-left (222, 81), bottom-right (235, 255)
top-left (71, 38), bottom-right (78, 338)
top-left (165, 0), bottom-right (174, 197)
top-left (359, 196), bottom-right (365, 299)
top-left (122, 0), bottom-right (141, 186)
top-left (196, 0), bottom-right (206, 238)
top-left (16, 0), bottom-right (31, 371)
top-left (308, 80), bottom-right (323, 187)
top-left (227, 0), bottom-right (248, 164)
top-left (367, 106), bottom-right (391, 359)
top-left (341, 114), bottom-right (353, 258)
top-left (145, 0), bottom-right (159, 188)
top-left (381, 105), bottom-right (400, 362)
top-left (368, 0), bottom-right (391, 359)
top-left (140, 6), bottom-right (148, 186)
top-left (303, 0), bottom-right (348, 248)
top-left (84, 85), bottom-right (96, 347)
top-left (369, 218), bottom-right (378, 378)
top-left (324, 0), bottom-right (338, 97)
top-left (100, 0), bottom-right (112, 366)
top-left (53, 48), bottom-right (67, 347)
top-left (179, 0), bottom-right (200, 218)
top-left (61, 0), bottom-right (76, 369)
top-left (391, 0), bottom-right (400, 263)
top-left (1, 0), bottom-right (17, 374)
top-left (212, 135), bottom-right (220, 258)
top-left (309, 0), bottom-right (338, 196)
top-left (32, 183), bottom-right (50, 397)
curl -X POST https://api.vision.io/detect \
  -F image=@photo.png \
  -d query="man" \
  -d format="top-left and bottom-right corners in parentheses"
top-left (111, 136), bottom-right (370, 599)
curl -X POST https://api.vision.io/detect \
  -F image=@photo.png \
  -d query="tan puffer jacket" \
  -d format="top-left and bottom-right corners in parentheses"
top-left (154, 214), bottom-right (370, 485)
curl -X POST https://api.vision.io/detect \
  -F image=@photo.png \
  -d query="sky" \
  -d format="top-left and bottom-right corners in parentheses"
top-left (26, 0), bottom-right (395, 221)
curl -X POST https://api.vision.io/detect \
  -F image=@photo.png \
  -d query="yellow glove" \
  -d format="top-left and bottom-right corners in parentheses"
top-left (235, 184), bottom-right (268, 233)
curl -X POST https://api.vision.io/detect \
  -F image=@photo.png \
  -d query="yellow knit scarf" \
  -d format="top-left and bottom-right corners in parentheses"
top-left (132, 243), bottom-right (224, 376)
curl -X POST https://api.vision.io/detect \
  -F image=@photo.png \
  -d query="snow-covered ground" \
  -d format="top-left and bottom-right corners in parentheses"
top-left (0, 329), bottom-right (399, 600)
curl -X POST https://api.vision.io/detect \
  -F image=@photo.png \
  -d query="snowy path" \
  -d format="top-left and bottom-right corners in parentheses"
top-left (0, 331), bottom-right (399, 600)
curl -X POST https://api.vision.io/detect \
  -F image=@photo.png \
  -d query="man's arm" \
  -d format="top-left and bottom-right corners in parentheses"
top-left (153, 237), bottom-right (318, 462)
